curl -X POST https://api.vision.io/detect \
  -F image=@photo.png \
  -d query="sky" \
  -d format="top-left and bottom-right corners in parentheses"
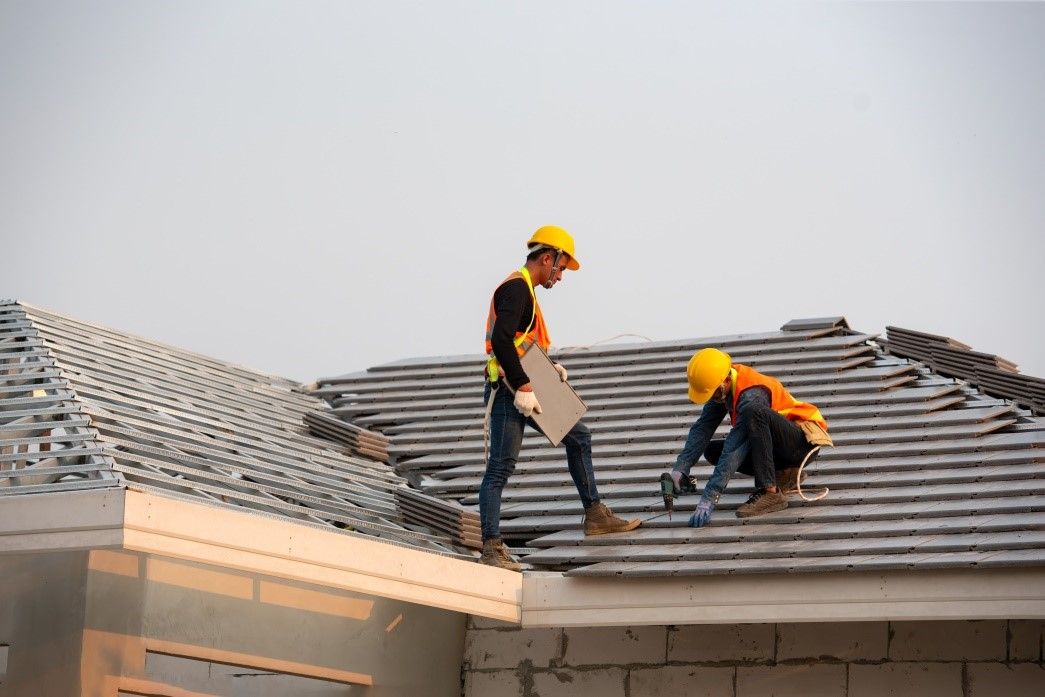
top-left (3, 1), bottom-right (1043, 382)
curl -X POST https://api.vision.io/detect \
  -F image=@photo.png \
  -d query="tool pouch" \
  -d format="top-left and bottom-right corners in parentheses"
top-left (799, 421), bottom-right (834, 447)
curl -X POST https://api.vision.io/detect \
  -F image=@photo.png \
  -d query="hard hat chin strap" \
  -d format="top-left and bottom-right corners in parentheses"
top-left (529, 244), bottom-right (563, 288)
top-left (543, 250), bottom-right (563, 288)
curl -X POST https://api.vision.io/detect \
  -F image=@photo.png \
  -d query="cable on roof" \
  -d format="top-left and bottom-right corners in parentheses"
top-left (482, 382), bottom-right (500, 473)
top-left (558, 333), bottom-right (654, 355)
top-left (795, 446), bottom-right (829, 502)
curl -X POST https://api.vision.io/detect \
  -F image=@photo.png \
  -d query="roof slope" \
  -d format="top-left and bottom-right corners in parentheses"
top-left (0, 300), bottom-right (460, 555)
top-left (313, 318), bottom-right (1045, 578)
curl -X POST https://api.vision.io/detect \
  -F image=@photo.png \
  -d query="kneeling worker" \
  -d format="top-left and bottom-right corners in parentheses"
top-left (663, 348), bottom-right (832, 527)
top-left (479, 226), bottom-right (641, 570)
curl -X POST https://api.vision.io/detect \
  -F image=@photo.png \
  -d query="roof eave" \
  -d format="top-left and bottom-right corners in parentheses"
top-left (120, 490), bottom-right (522, 622)
top-left (520, 567), bottom-right (1045, 627)
top-left (0, 489), bottom-right (522, 623)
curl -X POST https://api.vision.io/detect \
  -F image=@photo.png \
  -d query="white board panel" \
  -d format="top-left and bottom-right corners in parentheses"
top-left (520, 345), bottom-right (588, 446)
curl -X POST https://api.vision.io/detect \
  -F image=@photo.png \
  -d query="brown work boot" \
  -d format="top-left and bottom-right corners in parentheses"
top-left (736, 488), bottom-right (788, 518)
top-left (479, 538), bottom-right (521, 572)
top-left (583, 501), bottom-right (642, 535)
top-left (778, 467), bottom-right (805, 495)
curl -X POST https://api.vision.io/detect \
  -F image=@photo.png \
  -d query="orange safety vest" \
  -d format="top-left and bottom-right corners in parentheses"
top-left (484, 267), bottom-right (551, 382)
top-left (730, 364), bottom-right (828, 430)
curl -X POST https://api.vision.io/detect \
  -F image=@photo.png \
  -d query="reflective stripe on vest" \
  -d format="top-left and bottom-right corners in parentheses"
top-left (484, 267), bottom-right (551, 382)
top-left (729, 364), bottom-right (828, 430)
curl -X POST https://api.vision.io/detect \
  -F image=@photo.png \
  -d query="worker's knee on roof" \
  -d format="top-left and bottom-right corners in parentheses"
top-left (737, 396), bottom-right (770, 424)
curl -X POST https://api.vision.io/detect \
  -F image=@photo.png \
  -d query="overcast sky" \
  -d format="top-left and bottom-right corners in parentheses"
top-left (3, 1), bottom-right (1043, 382)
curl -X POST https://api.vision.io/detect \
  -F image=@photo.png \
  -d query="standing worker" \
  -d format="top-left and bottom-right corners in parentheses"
top-left (479, 226), bottom-right (641, 570)
top-left (661, 348), bottom-right (832, 528)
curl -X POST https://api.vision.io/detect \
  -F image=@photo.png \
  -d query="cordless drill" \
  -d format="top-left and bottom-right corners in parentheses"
top-left (659, 472), bottom-right (676, 520)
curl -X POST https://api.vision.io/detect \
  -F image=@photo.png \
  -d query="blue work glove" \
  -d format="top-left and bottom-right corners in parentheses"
top-left (689, 498), bottom-right (715, 528)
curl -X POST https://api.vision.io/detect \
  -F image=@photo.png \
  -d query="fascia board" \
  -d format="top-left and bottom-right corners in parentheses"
top-left (521, 569), bottom-right (1045, 627)
top-left (121, 490), bottom-right (521, 622)
top-left (0, 488), bottom-right (125, 553)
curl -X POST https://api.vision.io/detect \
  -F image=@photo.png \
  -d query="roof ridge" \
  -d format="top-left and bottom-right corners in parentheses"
top-left (780, 316), bottom-right (850, 332)
top-left (18, 301), bottom-right (299, 388)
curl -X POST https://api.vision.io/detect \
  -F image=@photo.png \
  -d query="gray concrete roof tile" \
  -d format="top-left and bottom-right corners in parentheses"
top-left (312, 319), bottom-right (1045, 576)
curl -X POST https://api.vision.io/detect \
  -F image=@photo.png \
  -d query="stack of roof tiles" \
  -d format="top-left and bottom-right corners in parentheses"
top-left (0, 301), bottom-right (464, 556)
top-left (884, 326), bottom-right (1045, 416)
top-left (395, 487), bottom-right (482, 550)
top-left (303, 410), bottom-right (390, 462)
top-left (314, 317), bottom-right (1045, 578)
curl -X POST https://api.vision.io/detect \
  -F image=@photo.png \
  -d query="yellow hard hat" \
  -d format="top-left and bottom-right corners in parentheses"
top-left (687, 348), bottom-right (732, 404)
top-left (527, 225), bottom-right (580, 270)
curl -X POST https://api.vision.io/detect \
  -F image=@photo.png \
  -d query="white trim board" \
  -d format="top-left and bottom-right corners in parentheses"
top-left (120, 490), bottom-right (522, 622)
top-left (521, 568), bottom-right (1045, 627)
top-left (0, 488), bottom-right (522, 623)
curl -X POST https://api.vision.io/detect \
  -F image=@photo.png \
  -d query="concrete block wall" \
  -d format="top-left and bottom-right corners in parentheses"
top-left (462, 618), bottom-right (1045, 696)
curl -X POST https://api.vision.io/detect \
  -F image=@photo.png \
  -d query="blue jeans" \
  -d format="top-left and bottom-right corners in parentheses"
top-left (479, 381), bottom-right (600, 541)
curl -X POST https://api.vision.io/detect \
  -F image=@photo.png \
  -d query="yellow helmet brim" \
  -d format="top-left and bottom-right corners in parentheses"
top-left (688, 384), bottom-right (715, 404)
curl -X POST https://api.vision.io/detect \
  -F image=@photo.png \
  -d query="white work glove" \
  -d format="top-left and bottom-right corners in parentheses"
top-left (554, 363), bottom-right (568, 382)
top-left (513, 388), bottom-right (543, 418)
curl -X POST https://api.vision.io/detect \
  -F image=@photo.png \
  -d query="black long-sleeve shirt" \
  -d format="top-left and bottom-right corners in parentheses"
top-left (489, 278), bottom-right (535, 390)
